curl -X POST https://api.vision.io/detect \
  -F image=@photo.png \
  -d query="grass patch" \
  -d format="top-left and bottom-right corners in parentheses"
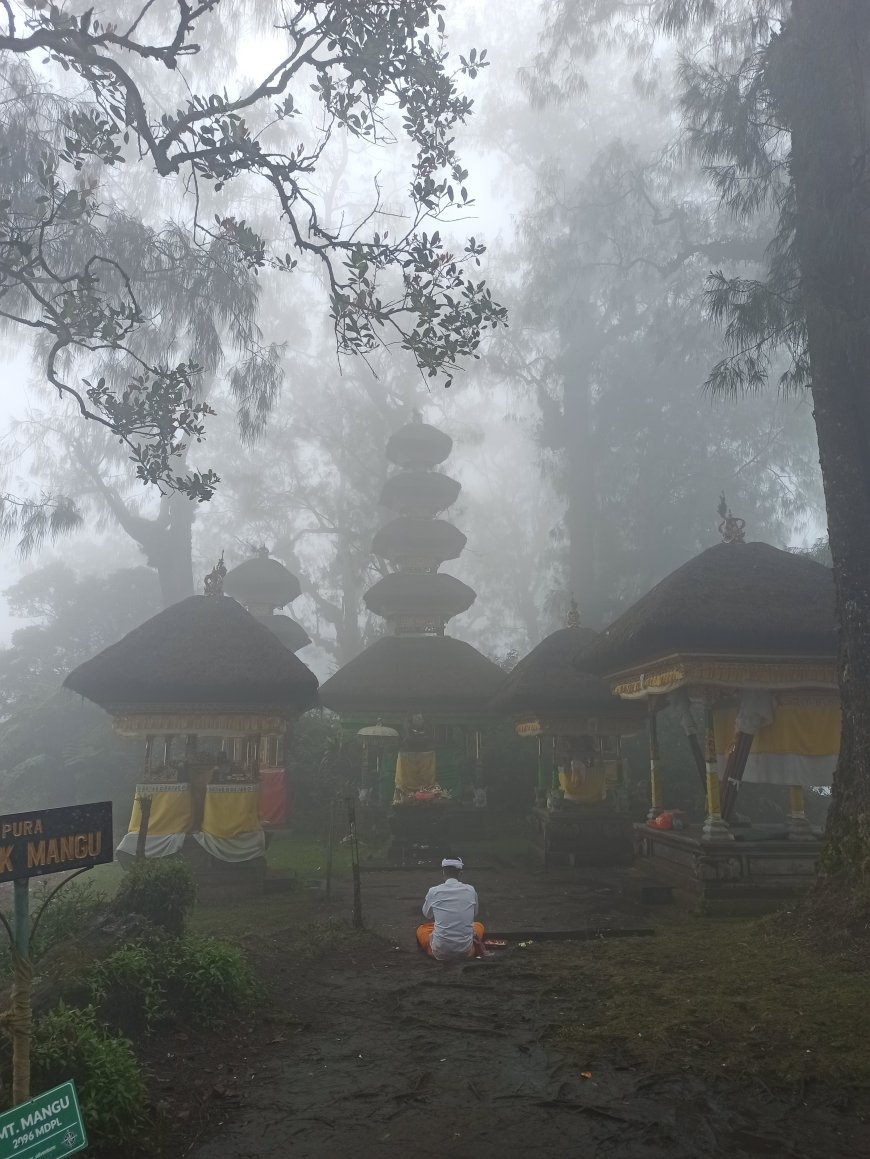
top-left (289, 916), bottom-right (375, 961)
top-left (189, 889), bottom-right (324, 940)
top-left (534, 912), bottom-right (870, 1090)
top-left (266, 833), bottom-right (352, 876)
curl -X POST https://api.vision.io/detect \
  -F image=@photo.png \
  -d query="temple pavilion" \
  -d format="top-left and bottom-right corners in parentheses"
top-left (64, 559), bottom-right (318, 886)
top-left (491, 601), bottom-right (645, 867)
top-left (319, 411), bottom-right (507, 859)
top-left (578, 512), bottom-right (839, 904)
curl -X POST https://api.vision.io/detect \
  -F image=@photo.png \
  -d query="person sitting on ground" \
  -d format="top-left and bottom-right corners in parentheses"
top-left (416, 857), bottom-right (486, 960)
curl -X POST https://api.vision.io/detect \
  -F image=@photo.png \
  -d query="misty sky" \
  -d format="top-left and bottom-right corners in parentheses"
top-left (0, 0), bottom-right (827, 664)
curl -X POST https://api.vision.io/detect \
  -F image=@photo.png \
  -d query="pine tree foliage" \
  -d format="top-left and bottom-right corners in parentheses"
top-left (533, 2), bottom-right (804, 401)
top-left (506, 8), bottom-right (821, 625)
top-left (0, 492), bottom-right (82, 556)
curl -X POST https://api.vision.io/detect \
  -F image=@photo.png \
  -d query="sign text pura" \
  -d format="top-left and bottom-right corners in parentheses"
top-left (0, 802), bottom-right (113, 884)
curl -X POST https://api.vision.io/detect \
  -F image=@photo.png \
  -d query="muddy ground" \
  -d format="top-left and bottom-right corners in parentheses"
top-left (163, 865), bottom-right (868, 1159)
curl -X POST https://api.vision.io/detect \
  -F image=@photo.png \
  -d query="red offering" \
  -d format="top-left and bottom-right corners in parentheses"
top-left (648, 810), bottom-right (688, 831)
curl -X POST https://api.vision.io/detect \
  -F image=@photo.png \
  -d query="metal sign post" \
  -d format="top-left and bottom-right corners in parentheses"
top-left (0, 802), bottom-right (113, 1102)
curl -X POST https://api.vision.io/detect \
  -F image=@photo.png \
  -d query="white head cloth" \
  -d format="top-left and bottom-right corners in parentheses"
top-left (441, 857), bottom-right (463, 870)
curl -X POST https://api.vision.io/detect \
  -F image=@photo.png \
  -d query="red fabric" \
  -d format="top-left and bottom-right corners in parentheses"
top-left (259, 767), bottom-right (288, 827)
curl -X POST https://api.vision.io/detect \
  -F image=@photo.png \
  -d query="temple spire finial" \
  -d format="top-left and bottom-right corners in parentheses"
top-left (204, 552), bottom-right (227, 596)
top-left (566, 597), bottom-right (581, 629)
top-left (717, 493), bottom-right (746, 544)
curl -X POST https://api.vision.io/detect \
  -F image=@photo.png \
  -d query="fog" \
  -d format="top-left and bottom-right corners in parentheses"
top-left (0, 0), bottom-right (826, 688)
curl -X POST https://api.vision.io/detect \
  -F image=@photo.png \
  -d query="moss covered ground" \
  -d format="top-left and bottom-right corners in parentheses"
top-left (531, 909), bottom-right (870, 1091)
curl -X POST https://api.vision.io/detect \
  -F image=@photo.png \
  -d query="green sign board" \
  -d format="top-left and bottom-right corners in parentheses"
top-left (0, 1081), bottom-right (87, 1158)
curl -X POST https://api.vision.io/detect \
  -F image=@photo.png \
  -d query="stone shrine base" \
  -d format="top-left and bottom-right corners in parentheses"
top-left (386, 803), bottom-right (489, 865)
top-left (528, 805), bottom-right (634, 870)
top-left (634, 822), bottom-right (823, 910)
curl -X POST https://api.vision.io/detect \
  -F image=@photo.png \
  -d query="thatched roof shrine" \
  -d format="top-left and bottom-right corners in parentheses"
top-left (65, 594), bottom-right (319, 713)
top-left (319, 635), bottom-right (507, 714)
top-left (224, 553), bottom-right (301, 609)
top-left (491, 625), bottom-right (618, 715)
top-left (265, 613), bottom-right (313, 653)
top-left (578, 541), bottom-right (837, 680)
top-left (386, 416), bottom-right (452, 469)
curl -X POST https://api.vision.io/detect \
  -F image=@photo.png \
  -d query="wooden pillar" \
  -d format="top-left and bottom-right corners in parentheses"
top-left (535, 735), bottom-right (547, 804)
top-left (701, 701), bottom-right (734, 841)
top-left (360, 741), bottom-right (370, 797)
top-left (720, 730), bottom-right (755, 821)
top-left (647, 701), bottom-right (663, 820)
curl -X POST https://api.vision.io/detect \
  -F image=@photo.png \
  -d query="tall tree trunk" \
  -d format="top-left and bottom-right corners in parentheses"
top-left (787, 0), bottom-right (870, 879)
top-left (74, 443), bottom-right (195, 608)
top-left (153, 495), bottom-right (196, 607)
top-left (337, 542), bottom-right (365, 664)
top-left (561, 344), bottom-right (600, 626)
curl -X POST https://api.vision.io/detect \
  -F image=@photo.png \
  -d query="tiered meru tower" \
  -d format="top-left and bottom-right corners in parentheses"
top-left (320, 412), bottom-right (507, 824)
top-left (224, 546), bottom-right (312, 825)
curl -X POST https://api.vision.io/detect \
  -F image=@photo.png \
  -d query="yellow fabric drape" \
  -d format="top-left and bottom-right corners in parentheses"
top-left (128, 783), bottom-right (193, 836)
top-left (394, 751), bottom-right (437, 790)
top-left (714, 697), bottom-right (840, 786)
top-left (201, 784), bottom-right (261, 838)
top-left (558, 764), bottom-right (608, 804)
top-left (714, 705), bottom-right (841, 758)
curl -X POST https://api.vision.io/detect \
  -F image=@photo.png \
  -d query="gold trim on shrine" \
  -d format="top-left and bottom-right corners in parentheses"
top-left (515, 719), bottom-right (544, 736)
top-left (113, 711), bottom-right (289, 736)
top-left (610, 655), bottom-right (838, 699)
top-left (514, 711), bottom-right (644, 738)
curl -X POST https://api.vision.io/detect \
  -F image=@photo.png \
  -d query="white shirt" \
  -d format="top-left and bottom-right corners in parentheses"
top-left (422, 877), bottom-right (479, 960)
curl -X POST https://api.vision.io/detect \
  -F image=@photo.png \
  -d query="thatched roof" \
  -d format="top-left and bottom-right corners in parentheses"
top-left (371, 517), bottom-right (466, 566)
top-left (319, 634), bottom-right (507, 714)
top-left (578, 541), bottom-right (837, 677)
top-left (491, 625), bottom-right (625, 715)
top-left (264, 613), bottom-right (312, 653)
top-left (224, 555), bottom-right (301, 608)
top-left (386, 421), bottom-right (452, 469)
top-left (64, 595), bottom-right (319, 712)
top-left (364, 572), bottom-right (476, 620)
top-left (379, 471), bottom-right (461, 517)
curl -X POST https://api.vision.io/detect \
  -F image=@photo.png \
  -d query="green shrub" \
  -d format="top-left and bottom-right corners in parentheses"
top-left (162, 935), bottom-right (258, 1017)
top-left (90, 934), bottom-right (257, 1032)
top-left (31, 1004), bottom-right (145, 1146)
top-left (113, 857), bottom-right (196, 934)
top-left (89, 942), bottom-right (168, 1034)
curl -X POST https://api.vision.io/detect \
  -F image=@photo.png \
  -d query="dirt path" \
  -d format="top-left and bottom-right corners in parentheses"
top-left (186, 867), bottom-right (869, 1159)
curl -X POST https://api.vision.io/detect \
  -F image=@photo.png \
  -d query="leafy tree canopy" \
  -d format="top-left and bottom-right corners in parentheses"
top-left (0, 0), bottom-right (506, 520)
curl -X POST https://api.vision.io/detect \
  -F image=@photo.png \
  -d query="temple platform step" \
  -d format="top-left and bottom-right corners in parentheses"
top-left (633, 822), bottom-right (824, 912)
top-left (528, 805), bottom-right (634, 870)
